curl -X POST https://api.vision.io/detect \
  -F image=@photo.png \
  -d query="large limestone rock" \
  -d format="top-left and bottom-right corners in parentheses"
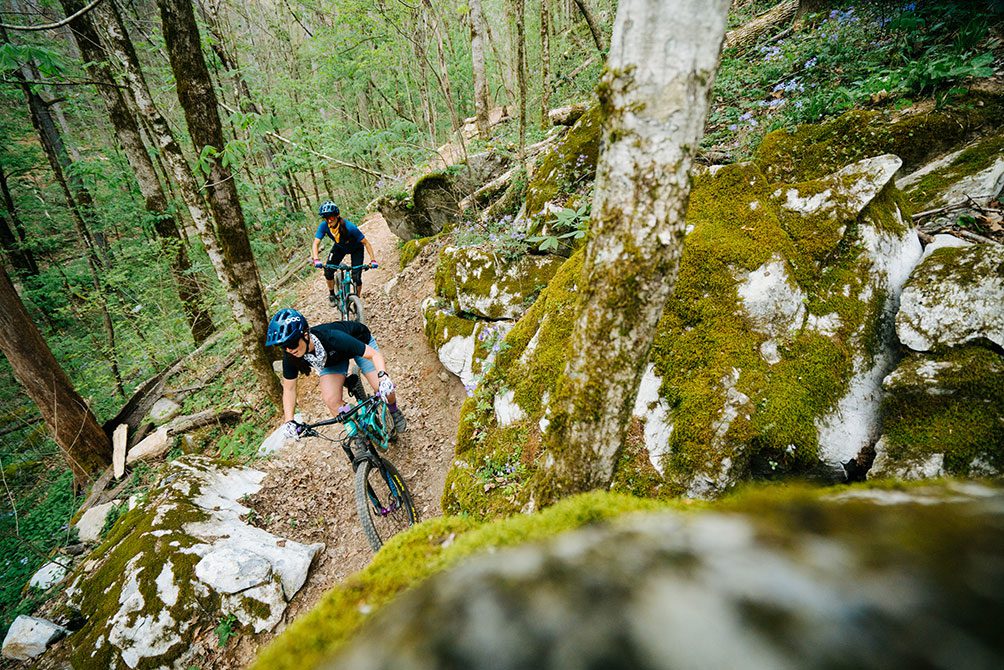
top-left (74, 500), bottom-right (118, 543)
top-left (435, 244), bottom-right (565, 321)
top-left (423, 299), bottom-right (513, 388)
top-left (327, 483), bottom-right (1004, 670)
top-left (62, 456), bottom-right (323, 669)
top-left (444, 154), bottom-right (925, 516)
top-left (2, 616), bottom-right (68, 661)
top-left (869, 346), bottom-right (1004, 480)
top-left (897, 243), bottom-right (1004, 351)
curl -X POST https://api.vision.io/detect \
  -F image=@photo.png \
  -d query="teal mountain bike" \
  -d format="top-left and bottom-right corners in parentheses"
top-left (322, 263), bottom-right (373, 324)
top-left (297, 374), bottom-right (417, 551)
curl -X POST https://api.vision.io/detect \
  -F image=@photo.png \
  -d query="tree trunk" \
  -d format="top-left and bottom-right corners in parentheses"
top-left (512, 0), bottom-right (527, 158)
top-left (723, 0), bottom-right (799, 53)
top-left (156, 0), bottom-right (282, 406)
top-left (60, 0), bottom-right (215, 346)
top-left (573, 0), bottom-right (605, 53)
top-left (0, 166), bottom-right (37, 276)
top-left (535, 0), bottom-right (730, 501)
top-left (422, 0), bottom-right (463, 133)
top-left (0, 263), bottom-right (111, 486)
top-left (469, 0), bottom-right (491, 137)
top-left (540, 0), bottom-right (552, 130)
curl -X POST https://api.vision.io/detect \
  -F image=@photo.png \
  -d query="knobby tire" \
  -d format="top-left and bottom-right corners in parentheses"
top-left (347, 294), bottom-right (365, 324)
top-left (353, 446), bottom-right (417, 551)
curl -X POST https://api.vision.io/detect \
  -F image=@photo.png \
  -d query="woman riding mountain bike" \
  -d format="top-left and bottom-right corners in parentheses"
top-left (266, 307), bottom-right (407, 436)
top-left (312, 201), bottom-right (378, 306)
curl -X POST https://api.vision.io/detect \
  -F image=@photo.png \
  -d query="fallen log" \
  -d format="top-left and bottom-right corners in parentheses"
top-left (126, 408), bottom-right (241, 464)
top-left (723, 0), bottom-right (798, 54)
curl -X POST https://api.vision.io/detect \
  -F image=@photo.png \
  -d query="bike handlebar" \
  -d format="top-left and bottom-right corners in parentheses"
top-left (299, 394), bottom-right (383, 432)
top-left (317, 263), bottom-right (376, 271)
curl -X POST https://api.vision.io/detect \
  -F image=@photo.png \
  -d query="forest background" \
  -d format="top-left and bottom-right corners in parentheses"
top-left (1, 0), bottom-right (1001, 641)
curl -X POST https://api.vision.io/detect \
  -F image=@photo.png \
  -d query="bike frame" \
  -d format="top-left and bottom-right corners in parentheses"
top-left (300, 393), bottom-right (392, 461)
top-left (322, 263), bottom-right (371, 321)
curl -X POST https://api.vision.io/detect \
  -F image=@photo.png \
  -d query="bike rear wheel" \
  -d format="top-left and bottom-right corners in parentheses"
top-left (353, 448), bottom-right (417, 551)
top-left (346, 294), bottom-right (365, 324)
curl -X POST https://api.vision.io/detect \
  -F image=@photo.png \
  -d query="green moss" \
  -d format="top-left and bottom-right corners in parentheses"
top-left (253, 491), bottom-right (673, 670)
top-left (422, 300), bottom-right (476, 351)
top-left (904, 132), bottom-right (1004, 208)
top-left (399, 232), bottom-right (444, 269)
top-left (524, 105), bottom-right (603, 223)
top-left (878, 346), bottom-right (1004, 475)
top-left (754, 93), bottom-right (1004, 184)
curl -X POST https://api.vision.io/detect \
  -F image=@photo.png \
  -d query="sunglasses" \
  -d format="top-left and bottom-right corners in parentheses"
top-left (282, 337), bottom-right (303, 352)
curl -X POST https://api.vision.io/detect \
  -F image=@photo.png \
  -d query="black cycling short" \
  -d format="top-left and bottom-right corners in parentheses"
top-left (324, 246), bottom-right (365, 285)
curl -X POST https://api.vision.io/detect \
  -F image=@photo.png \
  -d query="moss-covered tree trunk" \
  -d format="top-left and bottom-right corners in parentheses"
top-left (533, 0), bottom-right (730, 503)
top-left (0, 166), bottom-right (36, 277)
top-left (0, 264), bottom-right (110, 486)
top-left (540, 0), bottom-right (551, 130)
top-left (157, 0), bottom-right (281, 406)
top-left (61, 0), bottom-right (215, 346)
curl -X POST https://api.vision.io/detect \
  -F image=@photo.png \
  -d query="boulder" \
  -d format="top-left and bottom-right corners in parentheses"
top-left (74, 500), bottom-right (118, 543)
top-left (326, 484), bottom-right (1004, 670)
top-left (149, 397), bottom-right (182, 423)
top-left (29, 560), bottom-right (68, 590)
top-left (897, 243), bottom-right (1004, 351)
top-left (423, 299), bottom-right (513, 389)
top-left (62, 456), bottom-right (323, 669)
top-left (896, 131), bottom-right (1004, 212)
top-left (445, 154), bottom-right (926, 516)
top-left (869, 346), bottom-right (1004, 480)
top-left (435, 245), bottom-right (565, 321)
top-left (1, 616), bottom-right (68, 661)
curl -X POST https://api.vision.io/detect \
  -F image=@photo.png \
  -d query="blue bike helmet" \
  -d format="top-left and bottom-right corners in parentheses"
top-left (318, 201), bottom-right (339, 217)
top-left (265, 308), bottom-right (308, 347)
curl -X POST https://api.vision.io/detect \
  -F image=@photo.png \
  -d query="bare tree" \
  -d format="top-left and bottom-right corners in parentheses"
top-left (540, 0), bottom-right (551, 129)
top-left (0, 263), bottom-right (110, 487)
top-left (469, 0), bottom-right (491, 137)
top-left (573, 0), bottom-right (605, 53)
top-left (512, 0), bottom-right (527, 157)
top-left (60, 0), bottom-right (215, 345)
top-left (156, 0), bottom-right (281, 405)
top-left (535, 0), bottom-right (731, 500)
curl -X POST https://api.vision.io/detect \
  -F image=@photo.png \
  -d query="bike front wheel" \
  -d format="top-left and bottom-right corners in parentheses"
top-left (354, 451), bottom-right (417, 551)
top-left (346, 294), bottom-right (365, 324)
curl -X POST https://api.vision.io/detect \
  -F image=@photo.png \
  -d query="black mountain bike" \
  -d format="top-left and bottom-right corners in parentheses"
top-left (297, 374), bottom-right (417, 551)
top-left (321, 263), bottom-right (373, 324)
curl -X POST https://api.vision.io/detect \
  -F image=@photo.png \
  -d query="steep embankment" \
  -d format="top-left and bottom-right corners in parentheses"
top-left (217, 214), bottom-right (462, 668)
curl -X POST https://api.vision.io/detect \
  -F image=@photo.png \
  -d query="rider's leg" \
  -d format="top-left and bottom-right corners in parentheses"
top-left (318, 372), bottom-right (348, 416)
top-left (326, 248), bottom-right (347, 305)
top-left (350, 248), bottom-right (365, 296)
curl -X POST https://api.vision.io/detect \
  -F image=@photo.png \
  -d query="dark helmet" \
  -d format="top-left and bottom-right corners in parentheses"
top-left (265, 308), bottom-right (307, 347)
top-left (318, 201), bottom-right (340, 217)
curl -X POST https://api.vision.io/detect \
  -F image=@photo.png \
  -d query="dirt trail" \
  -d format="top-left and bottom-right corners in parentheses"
top-left (217, 213), bottom-right (461, 668)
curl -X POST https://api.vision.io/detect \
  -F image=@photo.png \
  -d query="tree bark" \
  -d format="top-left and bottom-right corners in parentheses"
top-left (0, 166), bottom-right (37, 276)
top-left (572, 0), bottom-right (605, 53)
top-left (60, 0), bottom-right (215, 346)
top-left (512, 0), bottom-right (527, 158)
top-left (0, 263), bottom-right (111, 486)
top-left (469, 0), bottom-right (491, 137)
top-left (156, 0), bottom-right (281, 406)
top-left (540, 0), bottom-right (551, 130)
top-left (535, 0), bottom-right (730, 501)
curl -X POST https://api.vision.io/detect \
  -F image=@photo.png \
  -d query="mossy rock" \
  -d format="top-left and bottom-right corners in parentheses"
top-left (399, 232), bottom-right (444, 269)
top-left (898, 131), bottom-right (1004, 210)
top-left (524, 105), bottom-right (602, 229)
top-left (264, 482), bottom-right (1004, 670)
top-left (434, 245), bottom-right (565, 321)
top-left (444, 155), bottom-right (922, 513)
top-left (251, 491), bottom-right (670, 670)
top-left (870, 345), bottom-right (1004, 480)
top-left (753, 92), bottom-right (1004, 184)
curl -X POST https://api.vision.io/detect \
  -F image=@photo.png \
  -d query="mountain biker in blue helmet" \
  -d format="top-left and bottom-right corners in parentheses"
top-left (311, 201), bottom-right (378, 306)
top-left (266, 308), bottom-right (407, 438)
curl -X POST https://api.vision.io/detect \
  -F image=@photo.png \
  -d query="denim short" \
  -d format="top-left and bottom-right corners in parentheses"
top-left (319, 338), bottom-right (378, 376)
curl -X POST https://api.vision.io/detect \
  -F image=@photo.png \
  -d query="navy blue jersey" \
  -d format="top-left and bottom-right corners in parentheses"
top-left (282, 321), bottom-right (372, 380)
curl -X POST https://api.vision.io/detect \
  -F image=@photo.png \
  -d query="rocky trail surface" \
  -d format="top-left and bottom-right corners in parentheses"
top-left (214, 214), bottom-right (462, 668)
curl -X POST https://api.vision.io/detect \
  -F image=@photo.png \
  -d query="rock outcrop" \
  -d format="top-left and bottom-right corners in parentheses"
top-left (326, 483), bottom-right (1004, 670)
top-left (1, 616), bottom-right (68, 661)
top-left (61, 456), bottom-right (323, 669)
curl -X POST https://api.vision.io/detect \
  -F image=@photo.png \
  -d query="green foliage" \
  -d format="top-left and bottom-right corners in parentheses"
top-left (453, 213), bottom-right (530, 262)
top-left (0, 470), bottom-right (80, 638)
top-left (527, 201), bottom-right (590, 252)
top-left (706, 1), bottom-right (1002, 157)
top-left (217, 421), bottom-right (269, 461)
top-left (215, 614), bottom-right (239, 647)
